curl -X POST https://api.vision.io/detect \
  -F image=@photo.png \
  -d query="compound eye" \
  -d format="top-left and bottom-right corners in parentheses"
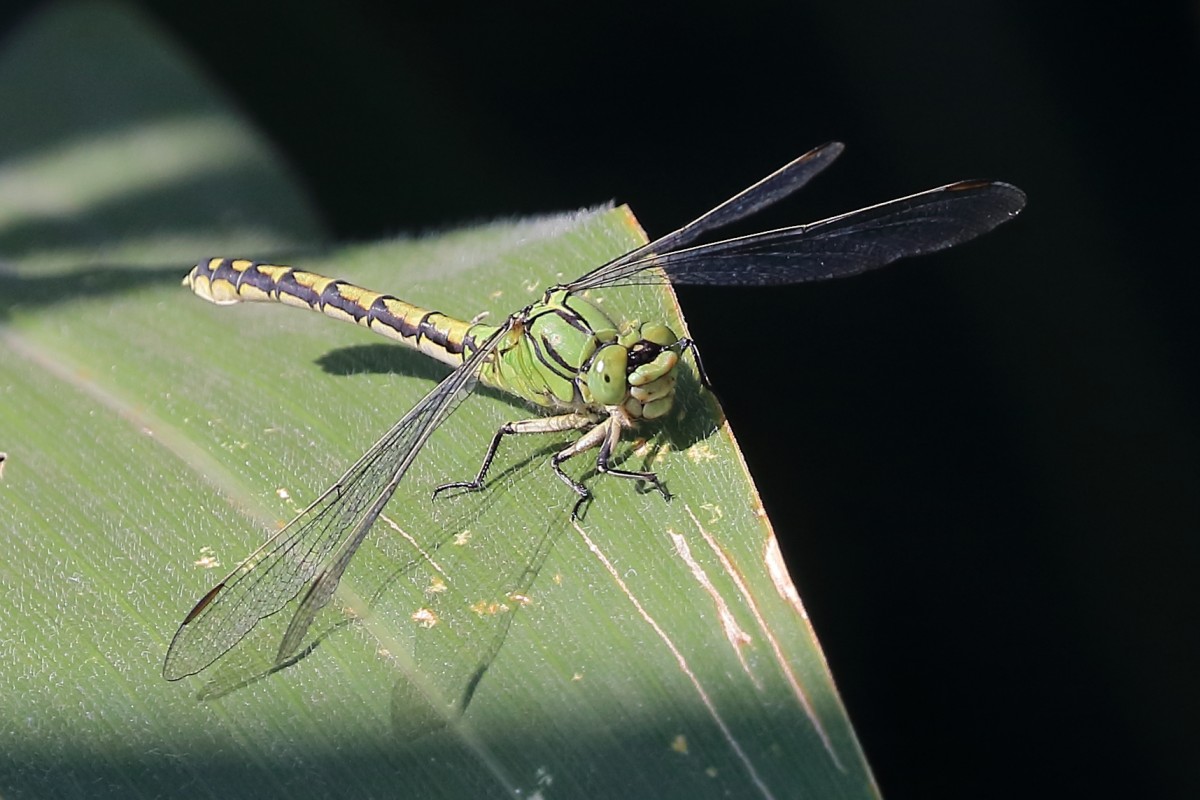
top-left (587, 344), bottom-right (629, 406)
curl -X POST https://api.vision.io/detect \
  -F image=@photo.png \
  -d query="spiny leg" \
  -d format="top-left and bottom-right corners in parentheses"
top-left (432, 411), bottom-right (602, 499)
top-left (551, 414), bottom-right (671, 519)
top-left (548, 420), bottom-right (611, 518)
top-left (435, 408), bottom-right (670, 519)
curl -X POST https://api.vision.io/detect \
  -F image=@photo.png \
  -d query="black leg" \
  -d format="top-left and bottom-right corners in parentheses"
top-left (594, 428), bottom-right (670, 502)
top-left (432, 411), bottom-right (601, 500)
top-left (432, 422), bottom-right (513, 498)
top-left (677, 337), bottom-right (712, 388)
top-left (551, 450), bottom-right (592, 519)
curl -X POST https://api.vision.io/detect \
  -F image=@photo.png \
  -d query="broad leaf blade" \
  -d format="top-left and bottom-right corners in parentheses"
top-left (0, 3), bottom-right (877, 798)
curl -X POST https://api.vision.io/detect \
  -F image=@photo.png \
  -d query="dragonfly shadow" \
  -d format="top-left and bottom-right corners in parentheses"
top-left (191, 617), bottom-right (352, 701)
top-left (316, 343), bottom-right (448, 383)
top-left (385, 515), bottom-right (569, 745)
top-left (625, 360), bottom-right (724, 481)
top-left (316, 343), bottom-right (530, 412)
top-left (357, 453), bottom-right (572, 743)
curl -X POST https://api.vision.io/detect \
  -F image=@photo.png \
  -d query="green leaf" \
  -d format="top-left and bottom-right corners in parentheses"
top-left (0, 2), bottom-right (878, 797)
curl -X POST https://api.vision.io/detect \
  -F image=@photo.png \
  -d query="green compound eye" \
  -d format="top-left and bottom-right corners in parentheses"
top-left (587, 343), bottom-right (629, 405)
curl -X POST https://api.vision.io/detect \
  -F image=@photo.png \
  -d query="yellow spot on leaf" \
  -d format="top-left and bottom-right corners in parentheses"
top-left (193, 546), bottom-right (220, 569)
top-left (411, 608), bottom-right (438, 628)
top-left (469, 599), bottom-right (511, 617)
top-left (671, 734), bottom-right (688, 754)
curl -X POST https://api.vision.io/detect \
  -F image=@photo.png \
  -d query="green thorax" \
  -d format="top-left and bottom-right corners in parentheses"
top-left (475, 288), bottom-right (682, 422)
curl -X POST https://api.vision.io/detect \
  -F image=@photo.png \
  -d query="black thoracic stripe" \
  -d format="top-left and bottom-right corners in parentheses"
top-left (556, 303), bottom-right (593, 335)
top-left (529, 334), bottom-right (576, 384)
top-left (527, 302), bottom-right (589, 336)
top-left (417, 310), bottom-right (464, 355)
top-left (520, 304), bottom-right (590, 381)
top-left (538, 332), bottom-right (575, 375)
top-left (320, 280), bottom-right (368, 323)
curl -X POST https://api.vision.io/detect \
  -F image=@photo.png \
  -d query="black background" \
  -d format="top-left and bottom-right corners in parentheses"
top-left (4, 1), bottom-right (1197, 797)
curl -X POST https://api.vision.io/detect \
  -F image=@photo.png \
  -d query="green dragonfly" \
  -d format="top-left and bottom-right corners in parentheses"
top-left (163, 142), bottom-right (1025, 681)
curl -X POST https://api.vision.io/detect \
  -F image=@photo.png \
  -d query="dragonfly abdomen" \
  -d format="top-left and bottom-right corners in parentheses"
top-left (185, 258), bottom-right (485, 367)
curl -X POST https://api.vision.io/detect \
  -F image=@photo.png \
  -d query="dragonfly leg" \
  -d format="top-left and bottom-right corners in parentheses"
top-left (550, 413), bottom-right (670, 519)
top-left (676, 337), bottom-right (712, 388)
top-left (433, 411), bottom-right (601, 499)
top-left (593, 412), bottom-right (670, 502)
top-left (549, 420), bottom-right (611, 518)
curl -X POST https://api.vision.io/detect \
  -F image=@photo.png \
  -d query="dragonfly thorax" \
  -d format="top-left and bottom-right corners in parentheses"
top-left (484, 290), bottom-right (681, 421)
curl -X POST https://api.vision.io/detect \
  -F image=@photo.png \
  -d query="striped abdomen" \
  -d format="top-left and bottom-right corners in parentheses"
top-left (185, 258), bottom-right (493, 368)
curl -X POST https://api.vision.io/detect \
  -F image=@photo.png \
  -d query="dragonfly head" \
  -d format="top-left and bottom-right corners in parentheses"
top-left (585, 321), bottom-right (680, 420)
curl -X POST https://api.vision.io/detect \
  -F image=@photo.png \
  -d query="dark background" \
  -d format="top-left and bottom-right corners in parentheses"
top-left (4, 1), bottom-right (1196, 797)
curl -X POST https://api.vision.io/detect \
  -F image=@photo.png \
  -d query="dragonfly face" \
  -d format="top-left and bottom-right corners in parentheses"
top-left (484, 288), bottom-right (683, 422)
top-left (589, 320), bottom-right (680, 421)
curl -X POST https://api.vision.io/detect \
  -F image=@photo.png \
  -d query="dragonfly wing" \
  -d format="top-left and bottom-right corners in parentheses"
top-left (566, 142), bottom-right (844, 292)
top-left (162, 323), bottom-right (511, 680)
top-left (575, 180), bottom-right (1026, 288)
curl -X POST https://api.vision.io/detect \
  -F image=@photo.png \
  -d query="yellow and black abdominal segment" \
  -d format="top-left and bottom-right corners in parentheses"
top-left (185, 258), bottom-right (486, 369)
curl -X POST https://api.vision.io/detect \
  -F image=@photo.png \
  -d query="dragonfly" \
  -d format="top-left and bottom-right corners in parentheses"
top-left (163, 141), bottom-right (1026, 681)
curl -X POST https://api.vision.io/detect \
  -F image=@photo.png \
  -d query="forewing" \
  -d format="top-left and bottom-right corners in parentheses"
top-left (575, 180), bottom-right (1026, 289)
top-left (566, 142), bottom-right (844, 292)
top-left (162, 324), bottom-right (510, 680)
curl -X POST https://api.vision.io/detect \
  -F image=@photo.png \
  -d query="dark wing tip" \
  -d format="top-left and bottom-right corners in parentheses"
top-left (162, 582), bottom-right (227, 681)
top-left (947, 179), bottom-right (1028, 216)
top-left (180, 583), bottom-right (225, 625)
top-left (813, 140), bottom-right (846, 157)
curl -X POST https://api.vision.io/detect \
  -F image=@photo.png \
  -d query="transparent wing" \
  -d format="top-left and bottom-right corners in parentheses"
top-left (565, 141), bottom-right (844, 291)
top-left (566, 175), bottom-right (1025, 291)
top-left (162, 322), bottom-right (512, 680)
